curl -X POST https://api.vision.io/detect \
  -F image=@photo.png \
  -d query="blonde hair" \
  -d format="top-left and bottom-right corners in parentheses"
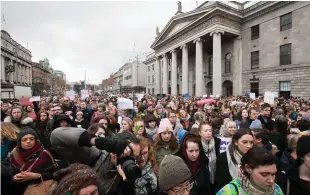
top-left (225, 121), bottom-right (236, 128)
top-left (1, 122), bottom-right (20, 143)
top-left (287, 134), bottom-right (300, 151)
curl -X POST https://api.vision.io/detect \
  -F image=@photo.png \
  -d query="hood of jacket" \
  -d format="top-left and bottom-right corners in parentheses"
top-left (4, 116), bottom-right (33, 125)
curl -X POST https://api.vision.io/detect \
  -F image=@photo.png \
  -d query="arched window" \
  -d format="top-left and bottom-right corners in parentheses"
top-left (209, 57), bottom-right (213, 77)
top-left (225, 53), bottom-right (231, 73)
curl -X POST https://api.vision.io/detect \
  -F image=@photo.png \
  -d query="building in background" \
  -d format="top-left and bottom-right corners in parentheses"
top-left (150, 1), bottom-right (310, 98)
top-left (1, 30), bottom-right (32, 99)
top-left (54, 70), bottom-right (66, 81)
top-left (144, 53), bottom-right (157, 95)
top-left (101, 74), bottom-right (115, 94)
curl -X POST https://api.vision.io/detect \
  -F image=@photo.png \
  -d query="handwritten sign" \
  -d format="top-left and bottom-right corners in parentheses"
top-left (66, 91), bottom-right (75, 100)
top-left (250, 93), bottom-right (256, 100)
top-left (19, 97), bottom-right (31, 106)
top-left (81, 90), bottom-right (89, 99)
top-left (219, 137), bottom-right (232, 153)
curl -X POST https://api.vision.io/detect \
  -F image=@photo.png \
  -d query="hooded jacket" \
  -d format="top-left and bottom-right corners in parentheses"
top-left (176, 133), bottom-right (212, 195)
top-left (4, 115), bottom-right (33, 129)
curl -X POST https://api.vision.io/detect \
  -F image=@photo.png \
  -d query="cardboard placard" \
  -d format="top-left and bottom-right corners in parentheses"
top-left (29, 96), bottom-right (41, 102)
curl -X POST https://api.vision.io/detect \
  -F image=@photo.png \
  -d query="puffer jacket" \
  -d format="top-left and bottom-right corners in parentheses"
top-left (155, 141), bottom-right (178, 167)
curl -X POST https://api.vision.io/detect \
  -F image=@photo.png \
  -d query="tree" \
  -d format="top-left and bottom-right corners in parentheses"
top-left (73, 82), bottom-right (82, 95)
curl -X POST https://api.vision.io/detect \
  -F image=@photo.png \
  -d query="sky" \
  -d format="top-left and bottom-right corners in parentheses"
top-left (1, 0), bottom-right (201, 84)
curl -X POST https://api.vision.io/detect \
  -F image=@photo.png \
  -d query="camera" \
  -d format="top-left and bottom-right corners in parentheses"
top-left (118, 156), bottom-right (142, 182)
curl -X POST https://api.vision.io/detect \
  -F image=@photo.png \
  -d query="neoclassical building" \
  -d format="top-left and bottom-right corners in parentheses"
top-left (1, 30), bottom-right (32, 99)
top-left (149, 1), bottom-right (310, 98)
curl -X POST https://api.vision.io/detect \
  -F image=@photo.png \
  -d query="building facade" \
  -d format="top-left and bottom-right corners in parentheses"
top-left (1, 30), bottom-right (32, 99)
top-left (145, 53), bottom-right (157, 95)
top-left (101, 75), bottom-right (115, 94)
top-left (150, 1), bottom-right (310, 98)
top-left (32, 59), bottom-right (52, 96)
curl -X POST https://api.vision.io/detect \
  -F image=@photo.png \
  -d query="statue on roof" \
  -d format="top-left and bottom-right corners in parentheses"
top-left (156, 27), bottom-right (160, 36)
top-left (177, 1), bottom-right (182, 12)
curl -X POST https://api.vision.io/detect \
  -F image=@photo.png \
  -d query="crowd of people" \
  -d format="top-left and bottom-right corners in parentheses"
top-left (1, 93), bottom-right (310, 195)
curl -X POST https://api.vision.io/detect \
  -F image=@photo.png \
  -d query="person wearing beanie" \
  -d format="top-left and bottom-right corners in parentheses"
top-left (249, 119), bottom-right (263, 129)
top-left (276, 136), bottom-right (310, 195)
top-left (74, 111), bottom-right (89, 129)
top-left (154, 104), bottom-right (166, 120)
top-left (154, 118), bottom-right (179, 167)
top-left (49, 163), bottom-right (99, 195)
top-left (158, 155), bottom-right (192, 194)
top-left (8, 128), bottom-right (57, 195)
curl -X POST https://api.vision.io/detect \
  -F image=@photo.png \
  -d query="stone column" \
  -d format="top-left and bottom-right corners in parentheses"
top-left (1, 56), bottom-right (6, 83)
top-left (155, 57), bottom-right (161, 95)
top-left (10, 59), bottom-right (14, 84)
top-left (194, 38), bottom-right (203, 97)
top-left (162, 54), bottom-right (168, 94)
top-left (181, 44), bottom-right (189, 95)
top-left (171, 49), bottom-right (177, 96)
top-left (29, 67), bottom-right (32, 85)
top-left (189, 68), bottom-right (193, 96)
top-left (211, 31), bottom-right (224, 96)
top-left (233, 36), bottom-right (242, 96)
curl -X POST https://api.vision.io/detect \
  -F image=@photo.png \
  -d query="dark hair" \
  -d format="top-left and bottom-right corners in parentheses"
top-left (228, 128), bottom-right (254, 165)
top-left (248, 107), bottom-right (258, 114)
top-left (297, 119), bottom-right (310, 131)
top-left (154, 132), bottom-right (178, 151)
top-left (167, 110), bottom-right (177, 117)
top-left (275, 116), bottom-right (289, 136)
top-left (183, 134), bottom-right (201, 151)
top-left (113, 131), bottom-right (140, 145)
top-left (261, 103), bottom-right (271, 110)
top-left (240, 147), bottom-right (276, 178)
top-left (35, 110), bottom-right (50, 124)
top-left (252, 128), bottom-right (270, 145)
top-left (87, 123), bottom-right (101, 135)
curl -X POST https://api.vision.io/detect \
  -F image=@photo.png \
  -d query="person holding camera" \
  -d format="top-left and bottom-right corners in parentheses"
top-left (77, 130), bottom-right (142, 195)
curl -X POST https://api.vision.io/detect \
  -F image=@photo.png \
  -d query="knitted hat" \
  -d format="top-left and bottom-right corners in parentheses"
top-left (17, 128), bottom-right (39, 143)
top-left (296, 136), bottom-right (310, 159)
top-left (249, 119), bottom-right (262, 129)
top-left (159, 155), bottom-right (191, 191)
top-left (155, 104), bottom-right (163, 110)
top-left (50, 163), bottom-right (99, 195)
top-left (158, 118), bottom-right (173, 134)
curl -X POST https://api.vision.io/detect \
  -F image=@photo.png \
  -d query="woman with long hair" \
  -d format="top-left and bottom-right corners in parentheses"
top-left (176, 133), bottom-right (212, 195)
top-left (270, 116), bottom-right (289, 153)
top-left (133, 119), bottom-right (148, 138)
top-left (217, 147), bottom-right (284, 195)
top-left (198, 122), bottom-right (221, 193)
top-left (34, 110), bottom-right (49, 141)
top-left (154, 118), bottom-right (179, 167)
top-left (1, 122), bottom-right (20, 160)
top-left (8, 128), bottom-right (57, 195)
top-left (215, 128), bottom-right (254, 191)
top-left (92, 116), bottom-right (115, 139)
top-left (4, 106), bottom-right (33, 129)
top-left (134, 137), bottom-right (158, 195)
top-left (120, 117), bottom-right (133, 134)
top-left (235, 108), bottom-right (249, 129)
top-left (145, 114), bottom-right (159, 141)
top-left (179, 108), bottom-right (192, 131)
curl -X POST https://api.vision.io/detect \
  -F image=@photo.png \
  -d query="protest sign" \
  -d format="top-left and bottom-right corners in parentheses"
top-left (19, 97), bottom-right (31, 105)
top-left (66, 91), bottom-right (75, 100)
top-left (250, 93), bottom-right (256, 100)
top-left (219, 137), bottom-right (232, 153)
top-left (264, 92), bottom-right (275, 105)
top-left (117, 98), bottom-right (133, 109)
top-left (29, 96), bottom-right (41, 102)
top-left (81, 90), bottom-right (89, 99)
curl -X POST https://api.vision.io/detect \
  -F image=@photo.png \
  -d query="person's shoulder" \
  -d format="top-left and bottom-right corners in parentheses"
top-left (216, 179), bottom-right (240, 195)
top-left (274, 183), bottom-right (284, 195)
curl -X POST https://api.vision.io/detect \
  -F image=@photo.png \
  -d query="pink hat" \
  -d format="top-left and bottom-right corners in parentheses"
top-left (158, 118), bottom-right (174, 134)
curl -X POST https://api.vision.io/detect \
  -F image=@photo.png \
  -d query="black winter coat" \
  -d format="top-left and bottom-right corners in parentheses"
top-left (276, 161), bottom-right (310, 195)
top-left (176, 133), bottom-right (212, 195)
top-left (215, 152), bottom-right (231, 193)
top-left (258, 115), bottom-right (274, 131)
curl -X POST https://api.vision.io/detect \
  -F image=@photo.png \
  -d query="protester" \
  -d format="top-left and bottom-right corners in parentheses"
top-left (179, 108), bottom-right (192, 131)
top-left (168, 110), bottom-right (183, 136)
top-left (217, 147), bottom-right (284, 195)
top-left (277, 134), bottom-right (300, 172)
top-left (259, 103), bottom-right (274, 131)
top-left (154, 118), bottom-right (179, 167)
top-left (176, 133), bottom-right (212, 195)
top-left (1, 102), bottom-right (9, 121)
top-left (215, 128), bottom-right (254, 191)
top-left (276, 136), bottom-right (310, 195)
top-left (135, 137), bottom-right (158, 195)
top-left (49, 163), bottom-right (99, 195)
top-left (133, 119), bottom-right (148, 138)
top-left (4, 106), bottom-right (34, 129)
top-left (270, 116), bottom-right (289, 153)
top-left (145, 114), bottom-right (159, 141)
top-left (120, 117), bottom-right (134, 133)
top-left (1, 122), bottom-right (19, 160)
top-left (74, 111), bottom-right (89, 129)
top-left (8, 128), bottom-right (57, 195)
top-left (34, 110), bottom-right (49, 141)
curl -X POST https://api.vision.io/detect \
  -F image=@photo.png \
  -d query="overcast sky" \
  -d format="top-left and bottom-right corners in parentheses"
top-left (1, 1), bottom-right (200, 84)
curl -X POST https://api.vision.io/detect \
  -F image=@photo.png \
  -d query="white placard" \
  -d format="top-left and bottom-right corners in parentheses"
top-left (117, 98), bottom-right (133, 109)
top-left (264, 92), bottom-right (275, 105)
top-left (81, 90), bottom-right (89, 99)
top-left (250, 93), bottom-right (256, 100)
top-left (220, 137), bottom-right (232, 153)
top-left (29, 96), bottom-right (41, 102)
top-left (66, 91), bottom-right (75, 100)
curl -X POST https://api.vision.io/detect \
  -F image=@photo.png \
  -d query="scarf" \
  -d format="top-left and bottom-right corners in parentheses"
top-left (10, 143), bottom-right (44, 171)
top-left (134, 162), bottom-right (157, 195)
top-left (146, 127), bottom-right (157, 139)
top-left (201, 138), bottom-right (217, 183)
top-left (182, 139), bottom-right (200, 176)
top-left (238, 168), bottom-right (276, 195)
top-left (226, 145), bottom-right (242, 179)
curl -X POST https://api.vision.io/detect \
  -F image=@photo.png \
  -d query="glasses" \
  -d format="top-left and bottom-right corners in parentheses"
top-left (170, 181), bottom-right (194, 195)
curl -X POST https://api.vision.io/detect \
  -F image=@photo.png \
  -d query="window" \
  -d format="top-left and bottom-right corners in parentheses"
top-left (152, 64), bottom-right (154, 71)
top-left (152, 75), bottom-right (154, 83)
top-left (209, 57), bottom-right (213, 76)
top-left (148, 88), bottom-right (150, 94)
top-left (152, 88), bottom-right (154, 94)
top-left (148, 66), bottom-right (150, 72)
top-left (280, 12), bottom-right (292, 31)
top-left (251, 25), bottom-right (259, 40)
top-left (280, 44), bottom-right (291, 65)
top-left (251, 51), bottom-right (259, 69)
top-left (225, 53), bottom-right (231, 73)
top-left (148, 76), bottom-right (150, 83)
top-left (279, 81), bottom-right (291, 99)
top-left (168, 71), bottom-right (171, 80)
